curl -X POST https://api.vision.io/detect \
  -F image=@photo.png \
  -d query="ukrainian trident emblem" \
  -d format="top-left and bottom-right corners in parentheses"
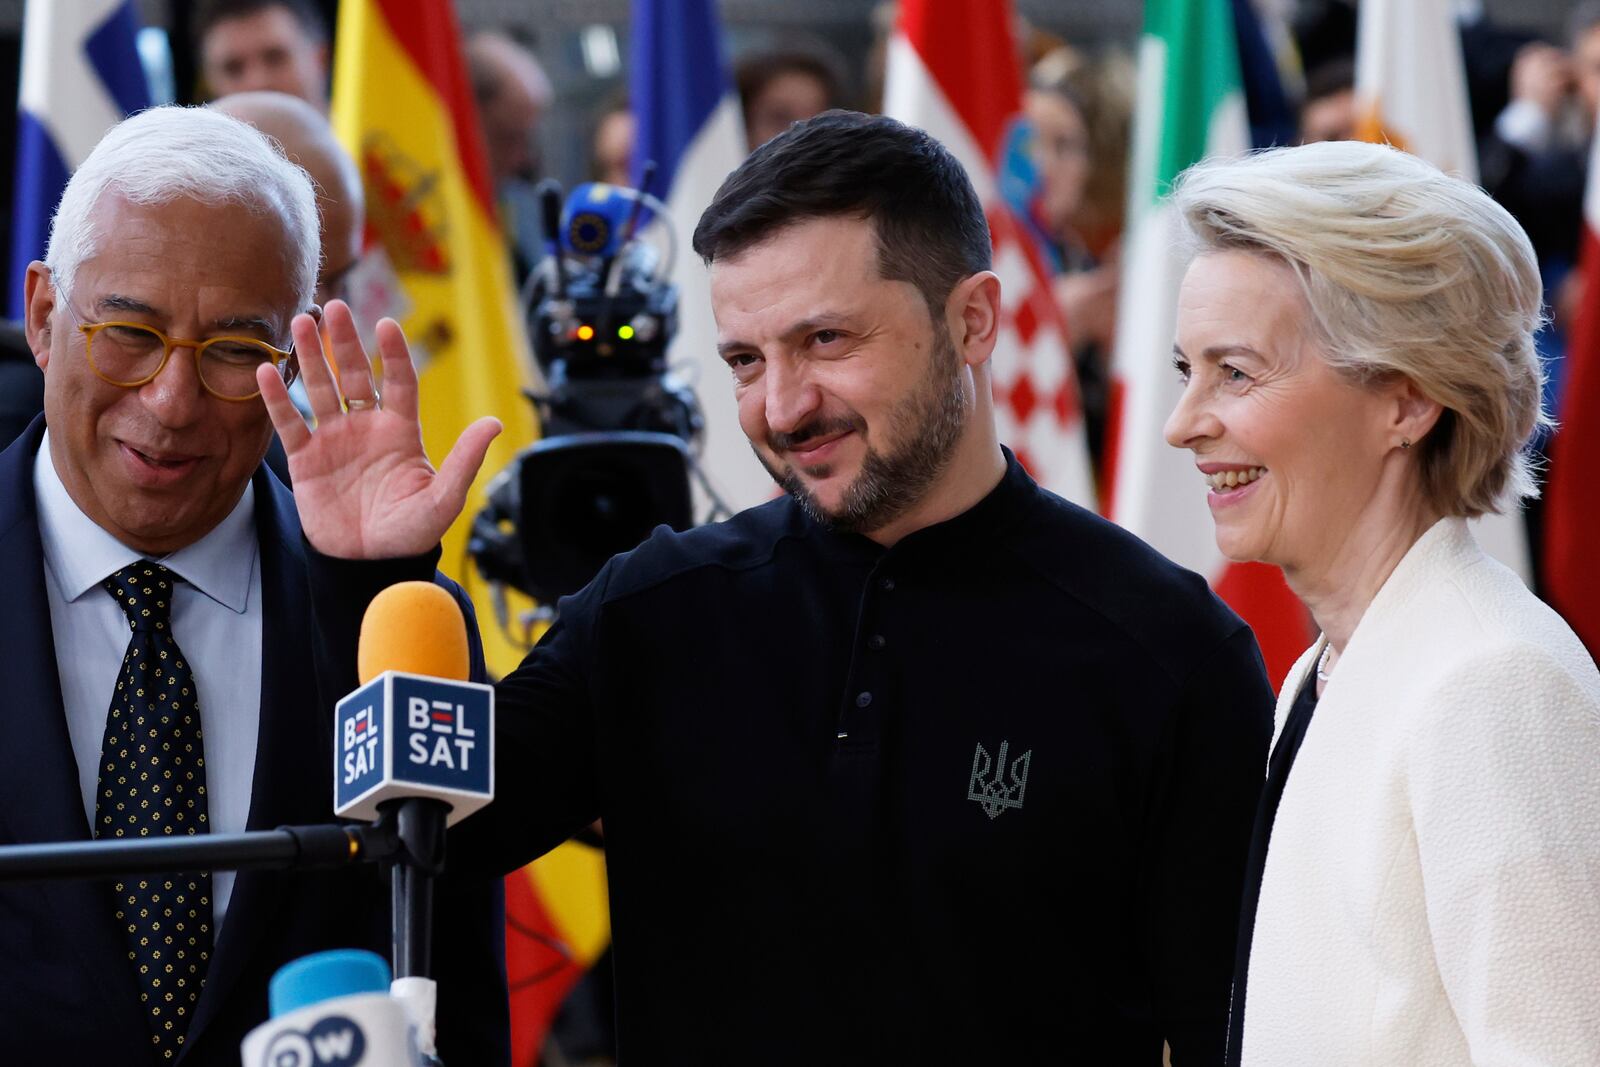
top-left (967, 740), bottom-right (1031, 819)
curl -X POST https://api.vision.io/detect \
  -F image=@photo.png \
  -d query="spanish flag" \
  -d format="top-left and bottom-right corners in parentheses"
top-left (329, 0), bottom-right (537, 677)
top-left (332, 5), bottom-right (610, 1061)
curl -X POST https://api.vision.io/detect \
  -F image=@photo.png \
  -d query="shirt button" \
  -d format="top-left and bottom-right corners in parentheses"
top-left (855, 691), bottom-right (873, 708)
top-left (880, 577), bottom-right (896, 592)
top-left (867, 634), bottom-right (887, 651)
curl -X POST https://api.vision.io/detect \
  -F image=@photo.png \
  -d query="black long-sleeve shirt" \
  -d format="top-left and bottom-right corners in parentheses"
top-left (313, 450), bottom-right (1272, 1064)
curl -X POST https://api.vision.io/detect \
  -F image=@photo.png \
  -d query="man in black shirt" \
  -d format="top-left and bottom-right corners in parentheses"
top-left (264, 112), bottom-right (1274, 1064)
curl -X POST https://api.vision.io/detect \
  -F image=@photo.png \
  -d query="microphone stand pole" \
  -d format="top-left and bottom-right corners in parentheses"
top-left (0, 818), bottom-right (402, 883)
top-left (384, 797), bottom-right (449, 980)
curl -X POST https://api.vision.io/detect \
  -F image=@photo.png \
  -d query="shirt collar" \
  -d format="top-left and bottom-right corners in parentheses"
top-left (34, 429), bottom-right (258, 613)
top-left (801, 445), bottom-right (1039, 559)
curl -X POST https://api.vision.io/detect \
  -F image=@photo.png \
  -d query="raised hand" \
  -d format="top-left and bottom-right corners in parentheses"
top-left (255, 300), bottom-right (501, 560)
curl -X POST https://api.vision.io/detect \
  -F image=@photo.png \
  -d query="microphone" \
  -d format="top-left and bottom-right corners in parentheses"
top-left (240, 949), bottom-right (424, 1067)
top-left (335, 581), bottom-right (495, 828)
top-left (333, 580), bottom-right (496, 1056)
top-left (559, 181), bottom-right (633, 258)
top-left (536, 177), bottom-right (568, 299)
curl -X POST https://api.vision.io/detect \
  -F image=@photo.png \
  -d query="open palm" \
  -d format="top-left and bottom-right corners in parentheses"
top-left (256, 300), bottom-right (501, 559)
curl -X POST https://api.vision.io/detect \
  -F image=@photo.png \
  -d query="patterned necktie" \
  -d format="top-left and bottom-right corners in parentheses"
top-left (95, 561), bottom-right (213, 1061)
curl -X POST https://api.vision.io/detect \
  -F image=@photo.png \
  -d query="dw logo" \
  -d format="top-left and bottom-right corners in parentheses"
top-left (260, 1015), bottom-right (368, 1067)
top-left (967, 740), bottom-right (1031, 820)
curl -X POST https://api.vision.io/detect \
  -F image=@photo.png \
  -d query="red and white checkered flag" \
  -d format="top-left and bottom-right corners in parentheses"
top-left (884, 0), bottom-right (1095, 507)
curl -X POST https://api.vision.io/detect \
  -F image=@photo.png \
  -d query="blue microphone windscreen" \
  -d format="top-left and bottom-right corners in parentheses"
top-left (269, 949), bottom-right (392, 1017)
top-left (560, 182), bottom-right (633, 257)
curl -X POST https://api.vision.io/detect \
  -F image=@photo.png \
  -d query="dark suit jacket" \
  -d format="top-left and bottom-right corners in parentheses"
top-left (0, 417), bottom-right (510, 1066)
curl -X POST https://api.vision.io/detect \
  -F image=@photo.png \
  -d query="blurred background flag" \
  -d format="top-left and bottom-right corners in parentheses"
top-left (1353, 0), bottom-right (1532, 581)
top-left (1231, 0), bottom-right (1298, 149)
top-left (1353, 0), bottom-right (1478, 180)
top-left (631, 0), bottom-right (760, 513)
top-left (1107, 0), bottom-right (1314, 686)
top-left (502, 837), bottom-right (611, 1065)
top-left (331, 13), bottom-right (606, 1060)
top-left (9, 0), bottom-right (149, 318)
top-left (330, 0), bottom-right (539, 677)
top-left (883, 0), bottom-right (1096, 508)
top-left (1544, 115), bottom-right (1600, 656)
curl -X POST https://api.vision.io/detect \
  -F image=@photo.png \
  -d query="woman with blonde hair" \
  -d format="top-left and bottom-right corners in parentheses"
top-left (1165, 139), bottom-right (1600, 1065)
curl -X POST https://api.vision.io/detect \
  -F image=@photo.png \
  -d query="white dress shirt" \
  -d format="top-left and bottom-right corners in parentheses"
top-left (34, 432), bottom-right (263, 932)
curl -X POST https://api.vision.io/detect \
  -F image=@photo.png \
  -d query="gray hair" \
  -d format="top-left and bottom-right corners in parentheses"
top-left (45, 105), bottom-right (320, 318)
top-left (1171, 139), bottom-right (1548, 518)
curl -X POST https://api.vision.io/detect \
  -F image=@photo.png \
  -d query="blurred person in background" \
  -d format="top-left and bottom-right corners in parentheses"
top-left (211, 91), bottom-right (364, 309)
top-left (466, 31), bottom-right (554, 288)
top-left (1478, 4), bottom-right (1600, 280)
top-left (1020, 46), bottom-right (1132, 479)
top-left (195, 0), bottom-right (329, 111)
top-left (590, 94), bottom-right (636, 188)
top-left (735, 49), bottom-right (842, 149)
top-left (1297, 56), bottom-right (1357, 144)
top-left (211, 90), bottom-right (367, 485)
top-left (1168, 140), bottom-right (1600, 1067)
top-left (467, 31), bottom-right (554, 188)
top-left (1476, 5), bottom-right (1600, 591)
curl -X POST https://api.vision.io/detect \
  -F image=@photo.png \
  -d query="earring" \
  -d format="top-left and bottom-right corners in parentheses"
top-left (1400, 438), bottom-right (1412, 450)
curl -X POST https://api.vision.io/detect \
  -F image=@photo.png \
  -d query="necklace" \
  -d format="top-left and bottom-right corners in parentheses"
top-left (1315, 642), bottom-right (1335, 683)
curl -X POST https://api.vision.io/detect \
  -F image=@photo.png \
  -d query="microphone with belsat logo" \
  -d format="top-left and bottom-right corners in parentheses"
top-left (241, 949), bottom-right (422, 1067)
top-left (332, 581), bottom-right (496, 1062)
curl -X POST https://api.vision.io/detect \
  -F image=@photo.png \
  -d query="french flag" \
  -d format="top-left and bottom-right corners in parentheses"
top-left (9, 0), bottom-right (149, 318)
top-left (631, 0), bottom-right (763, 512)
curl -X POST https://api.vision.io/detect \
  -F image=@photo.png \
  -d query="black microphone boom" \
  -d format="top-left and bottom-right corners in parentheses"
top-left (0, 819), bottom-right (402, 885)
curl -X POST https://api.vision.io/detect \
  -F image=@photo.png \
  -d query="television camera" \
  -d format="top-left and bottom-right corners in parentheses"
top-left (468, 174), bottom-right (728, 633)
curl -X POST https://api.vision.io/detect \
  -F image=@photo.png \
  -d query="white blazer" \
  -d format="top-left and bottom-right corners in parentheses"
top-left (1240, 517), bottom-right (1600, 1066)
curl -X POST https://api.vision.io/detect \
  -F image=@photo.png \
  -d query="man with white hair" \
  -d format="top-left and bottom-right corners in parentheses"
top-left (0, 106), bottom-right (509, 1065)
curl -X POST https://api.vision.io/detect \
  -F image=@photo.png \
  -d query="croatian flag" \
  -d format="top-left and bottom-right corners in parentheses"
top-left (631, 0), bottom-right (764, 512)
top-left (882, 0), bottom-right (1096, 508)
top-left (9, 0), bottom-right (149, 318)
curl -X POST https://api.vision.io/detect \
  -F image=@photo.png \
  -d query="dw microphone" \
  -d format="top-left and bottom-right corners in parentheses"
top-left (240, 950), bottom-right (423, 1067)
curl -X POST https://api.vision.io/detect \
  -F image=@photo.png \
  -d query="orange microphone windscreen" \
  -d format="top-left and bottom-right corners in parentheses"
top-left (357, 581), bottom-right (471, 685)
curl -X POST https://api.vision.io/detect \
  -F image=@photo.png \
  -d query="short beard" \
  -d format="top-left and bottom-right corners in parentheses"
top-left (757, 327), bottom-right (969, 534)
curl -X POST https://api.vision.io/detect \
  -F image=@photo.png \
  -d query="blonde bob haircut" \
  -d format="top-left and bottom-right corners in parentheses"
top-left (1171, 139), bottom-right (1548, 517)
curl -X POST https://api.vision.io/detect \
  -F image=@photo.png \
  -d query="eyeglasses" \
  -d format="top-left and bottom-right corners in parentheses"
top-left (59, 298), bottom-right (296, 402)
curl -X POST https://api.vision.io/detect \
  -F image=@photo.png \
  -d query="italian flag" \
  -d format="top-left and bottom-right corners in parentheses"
top-left (1107, 0), bottom-right (1313, 684)
top-left (882, 0), bottom-right (1095, 508)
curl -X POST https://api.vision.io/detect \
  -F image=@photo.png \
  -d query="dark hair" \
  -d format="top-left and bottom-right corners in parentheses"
top-left (692, 110), bottom-right (991, 319)
top-left (735, 50), bottom-right (844, 115)
top-left (194, 0), bottom-right (327, 44)
top-left (1303, 56), bottom-right (1355, 105)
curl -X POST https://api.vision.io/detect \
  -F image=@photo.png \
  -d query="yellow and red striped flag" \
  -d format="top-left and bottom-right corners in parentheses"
top-left (331, 6), bottom-right (610, 1061)
top-left (330, 0), bottom-right (539, 676)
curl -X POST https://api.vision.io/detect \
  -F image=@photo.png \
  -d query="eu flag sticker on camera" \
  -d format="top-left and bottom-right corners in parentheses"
top-left (334, 671), bottom-right (495, 827)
